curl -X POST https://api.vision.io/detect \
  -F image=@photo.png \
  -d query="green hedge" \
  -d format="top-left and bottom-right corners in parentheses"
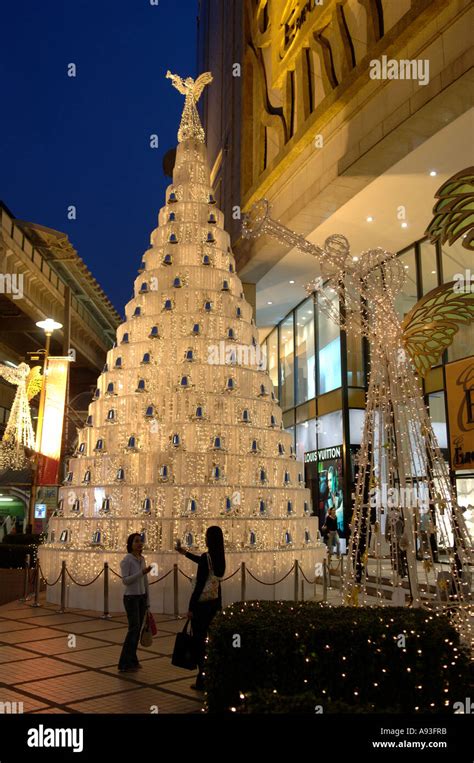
top-left (0, 544), bottom-right (38, 568)
top-left (205, 601), bottom-right (471, 714)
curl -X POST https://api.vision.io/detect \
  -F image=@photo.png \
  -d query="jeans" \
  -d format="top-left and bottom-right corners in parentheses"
top-left (327, 531), bottom-right (340, 558)
top-left (191, 599), bottom-right (220, 688)
top-left (118, 594), bottom-right (147, 670)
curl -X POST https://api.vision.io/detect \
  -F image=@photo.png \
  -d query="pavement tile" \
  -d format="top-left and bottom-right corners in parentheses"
top-left (0, 627), bottom-right (66, 644)
top-left (16, 635), bottom-right (113, 655)
top-left (0, 656), bottom-right (85, 684)
top-left (159, 676), bottom-right (206, 697)
top-left (0, 607), bottom-right (59, 620)
top-left (0, 688), bottom-right (50, 713)
top-left (51, 620), bottom-right (125, 634)
top-left (0, 620), bottom-right (41, 634)
top-left (19, 614), bottom-right (91, 627)
top-left (56, 644), bottom-right (156, 669)
top-left (68, 686), bottom-right (202, 714)
top-left (20, 671), bottom-right (138, 703)
top-left (102, 656), bottom-right (189, 684)
top-left (0, 645), bottom-right (41, 663)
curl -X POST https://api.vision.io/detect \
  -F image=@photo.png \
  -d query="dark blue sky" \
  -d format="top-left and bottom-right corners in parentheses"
top-left (1, 0), bottom-right (198, 316)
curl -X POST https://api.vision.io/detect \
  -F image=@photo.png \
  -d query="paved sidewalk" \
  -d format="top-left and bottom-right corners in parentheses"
top-left (0, 595), bottom-right (204, 714)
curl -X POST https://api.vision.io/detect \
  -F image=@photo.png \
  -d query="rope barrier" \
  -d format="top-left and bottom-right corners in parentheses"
top-left (37, 564), bottom-right (63, 587)
top-left (65, 568), bottom-right (104, 586)
top-left (35, 560), bottom-right (325, 590)
top-left (299, 567), bottom-right (320, 585)
top-left (246, 565), bottom-right (295, 586)
top-left (149, 569), bottom-right (173, 585)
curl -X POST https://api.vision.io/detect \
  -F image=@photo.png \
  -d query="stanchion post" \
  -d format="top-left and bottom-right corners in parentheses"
top-left (32, 562), bottom-right (41, 608)
top-left (173, 563), bottom-right (179, 618)
top-left (59, 560), bottom-right (67, 613)
top-left (241, 561), bottom-right (246, 602)
top-left (294, 560), bottom-right (299, 602)
top-left (323, 559), bottom-right (328, 602)
top-left (102, 562), bottom-right (111, 619)
top-left (301, 579), bottom-right (304, 601)
top-left (20, 554), bottom-right (30, 602)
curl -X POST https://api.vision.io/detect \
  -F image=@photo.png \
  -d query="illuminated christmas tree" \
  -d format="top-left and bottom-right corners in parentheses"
top-left (39, 71), bottom-right (324, 612)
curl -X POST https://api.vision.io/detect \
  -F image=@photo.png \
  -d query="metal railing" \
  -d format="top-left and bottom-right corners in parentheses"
top-left (20, 557), bottom-right (329, 617)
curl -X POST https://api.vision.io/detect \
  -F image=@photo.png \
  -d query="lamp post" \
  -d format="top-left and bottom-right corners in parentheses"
top-left (28, 319), bottom-right (63, 528)
top-left (34, 319), bottom-right (63, 452)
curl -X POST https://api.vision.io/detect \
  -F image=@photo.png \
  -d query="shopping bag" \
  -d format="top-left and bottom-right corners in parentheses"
top-left (171, 619), bottom-right (197, 670)
top-left (147, 611), bottom-right (158, 636)
top-left (140, 612), bottom-right (153, 647)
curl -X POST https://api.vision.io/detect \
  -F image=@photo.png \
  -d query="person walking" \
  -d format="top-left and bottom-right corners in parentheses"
top-left (322, 507), bottom-right (341, 560)
top-left (176, 526), bottom-right (225, 691)
top-left (118, 533), bottom-right (152, 673)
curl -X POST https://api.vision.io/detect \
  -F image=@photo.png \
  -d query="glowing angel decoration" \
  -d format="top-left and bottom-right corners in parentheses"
top-left (0, 363), bottom-right (41, 471)
top-left (0, 363), bottom-right (40, 449)
top-left (166, 70), bottom-right (213, 143)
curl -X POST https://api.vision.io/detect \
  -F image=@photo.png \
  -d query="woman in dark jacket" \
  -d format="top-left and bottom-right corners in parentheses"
top-left (176, 525), bottom-right (225, 691)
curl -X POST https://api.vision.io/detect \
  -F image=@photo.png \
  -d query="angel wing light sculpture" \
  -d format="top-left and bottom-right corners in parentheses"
top-left (243, 199), bottom-right (472, 643)
top-left (0, 363), bottom-right (41, 471)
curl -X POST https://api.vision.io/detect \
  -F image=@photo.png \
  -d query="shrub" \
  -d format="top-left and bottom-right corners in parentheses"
top-left (205, 601), bottom-right (471, 714)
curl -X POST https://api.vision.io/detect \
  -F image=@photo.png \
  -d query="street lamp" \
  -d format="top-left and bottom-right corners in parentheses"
top-left (28, 318), bottom-right (63, 529)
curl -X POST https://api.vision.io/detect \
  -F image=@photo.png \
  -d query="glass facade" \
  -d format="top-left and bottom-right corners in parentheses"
top-left (279, 315), bottom-right (294, 410)
top-left (267, 328), bottom-right (278, 391)
top-left (428, 391), bottom-right (447, 450)
top-left (317, 289), bottom-right (341, 394)
top-left (296, 419), bottom-right (317, 462)
top-left (420, 239), bottom-right (438, 294)
top-left (295, 298), bottom-right (315, 403)
top-left (394, 248), bottom-right (417, 320)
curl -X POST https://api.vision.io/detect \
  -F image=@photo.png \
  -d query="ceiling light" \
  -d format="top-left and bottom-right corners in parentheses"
top-left (404, 265), bottom-right (409, 269)
top-left (352, 256), bottom-right (359, 262)
top-left (401, 222), bottom-right (408, 228)
top-left (431, 270), bottom-right (436, 274)
top-left (429, 170), bottom-right (437, 177)
top-left (366, 216), bottom-right (374, 223)
top-left (289, 280), bottom-right (295, 284)
top-left (267, 301), bottom-right (273, 305)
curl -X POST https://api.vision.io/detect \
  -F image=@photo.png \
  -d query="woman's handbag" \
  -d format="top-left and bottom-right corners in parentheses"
top-left (140, 611), bottom-right (153, 647)
top-left (171, 619), bottom-right (197, 670)
top-left (192, 553), bottom-right (220, 603)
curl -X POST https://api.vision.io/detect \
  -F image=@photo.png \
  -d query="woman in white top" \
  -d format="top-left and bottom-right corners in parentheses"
top-left (118, 533), bottom-right (152, 672)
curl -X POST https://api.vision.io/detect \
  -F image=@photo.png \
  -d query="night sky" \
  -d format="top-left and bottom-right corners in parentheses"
top-left (1, 0), bottom-right (198, 316)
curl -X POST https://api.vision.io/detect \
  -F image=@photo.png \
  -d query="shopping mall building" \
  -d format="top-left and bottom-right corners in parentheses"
top-left (197, 0), bottom-right (474, 544)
